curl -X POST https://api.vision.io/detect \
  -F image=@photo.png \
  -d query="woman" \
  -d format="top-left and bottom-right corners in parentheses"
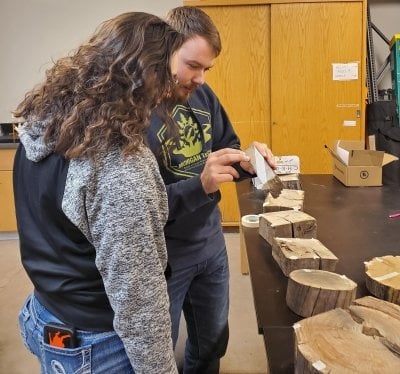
top-left (13, 12), bottom-right (183, 373)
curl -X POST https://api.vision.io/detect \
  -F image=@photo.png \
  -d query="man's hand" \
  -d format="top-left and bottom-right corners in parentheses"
top-left (239, 141), bottom-right (276, 174)
top-left (200, 148), bottom-right (251, 194)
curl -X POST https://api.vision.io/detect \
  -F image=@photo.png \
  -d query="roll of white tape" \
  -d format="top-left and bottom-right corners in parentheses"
top-left (241, 214), bottom-right (260, 228)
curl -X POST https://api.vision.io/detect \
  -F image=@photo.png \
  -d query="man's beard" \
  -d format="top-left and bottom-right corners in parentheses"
top-left (160, 92), bottom-right (183, 112)
top-left (175, 82), bottom-right (199, 102)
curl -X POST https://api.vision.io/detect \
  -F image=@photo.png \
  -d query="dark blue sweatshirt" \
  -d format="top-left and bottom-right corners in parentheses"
top-left (147, 83), bottom-right (242, 270)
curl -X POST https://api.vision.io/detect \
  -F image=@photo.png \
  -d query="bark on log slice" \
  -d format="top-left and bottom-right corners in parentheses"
top-left (263, 188), bottom-right (305, 212)
top-left (271, 238), bottom-right (338, 276)
top-left (259, 210), bottom-right (317, 245)
top-left (365, 255), bottom-right (400, 305)
top-left (279, 173), bottom-right (302, 190)
top-left (286, 269), bottom-right (357, 317)
top-left (294, 297), bottom-right (400, 373)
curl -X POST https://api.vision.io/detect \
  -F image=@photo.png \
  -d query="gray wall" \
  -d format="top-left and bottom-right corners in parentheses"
top-left (0, 1), bottom-right (398, 122)
top-left (0, 0), bottom-right (182, 123)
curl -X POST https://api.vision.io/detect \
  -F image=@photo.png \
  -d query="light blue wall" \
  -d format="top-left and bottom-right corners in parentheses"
top-left (0, 0), bottom-right (182, 122)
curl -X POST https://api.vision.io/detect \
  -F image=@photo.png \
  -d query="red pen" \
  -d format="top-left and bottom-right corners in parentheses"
top-left (389, 213), bottom-right (400, 219)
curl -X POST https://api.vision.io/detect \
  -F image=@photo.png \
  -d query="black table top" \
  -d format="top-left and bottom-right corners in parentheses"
top-left (236, 174), bottom-right (400, 373)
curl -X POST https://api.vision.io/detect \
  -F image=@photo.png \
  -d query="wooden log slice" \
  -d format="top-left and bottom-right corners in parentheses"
top-left (352, 295), bottom-right (400, 320)
top-left (286, 269), bottom-right (357, 317)
top-left (289, 212), bottom-right (317, 239)
top-left (271, 238), bottom-right (338, 276)
top-left (263, 188), bottom-right (305, 212)
top-left (294, 304), bottom-right (400, 373)
top-left (244, 144), bottom-right (283, 198)
top-left (279, 173), bottom-right (302, 190)
top-left (349, 296), bottom-right (400, 356)
top-left (365, 255), bottom-right (400, 305)
top-left (259, 210), bottom-right (317, 245)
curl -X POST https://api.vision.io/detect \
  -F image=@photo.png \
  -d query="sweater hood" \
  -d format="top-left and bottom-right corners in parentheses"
top-left (17, 120), bottom-right (55, 162)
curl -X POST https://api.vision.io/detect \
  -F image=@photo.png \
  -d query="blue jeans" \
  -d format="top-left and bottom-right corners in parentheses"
top-left (168, 247), bottom-right (229, 374)
top-left (18, 294), bottom-right (134, 374)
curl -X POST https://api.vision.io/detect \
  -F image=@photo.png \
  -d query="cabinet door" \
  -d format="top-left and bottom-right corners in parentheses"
top-left (271, 2), bottom-right (365, 173)
top-left (0, 170), bottom-right (16, 231)
top-left (200, 4), bottom-right (270, 225)
top-left (0, 149), bottom-right (17, 231)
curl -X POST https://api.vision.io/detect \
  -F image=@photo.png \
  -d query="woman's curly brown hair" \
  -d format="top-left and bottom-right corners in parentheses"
top-left (13, 12), bottom-right (184, 159)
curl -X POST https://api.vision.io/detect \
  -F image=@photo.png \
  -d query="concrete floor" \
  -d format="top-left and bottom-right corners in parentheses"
top-left (0, 232), bottom-right (268, 373)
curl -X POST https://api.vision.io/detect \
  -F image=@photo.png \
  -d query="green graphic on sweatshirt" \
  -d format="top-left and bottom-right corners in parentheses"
top-left (157, 105), bottom-right (212, 178)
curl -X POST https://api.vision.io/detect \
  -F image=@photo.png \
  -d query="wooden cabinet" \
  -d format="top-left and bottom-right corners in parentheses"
top-left (0, 148), bottom-right (17, 231)
top-left (270, 1), bottom-right (366, 172)
top-left (198, 3), bottom-right (271, 226)
top-left (185, 0), bottom-right (367, 225)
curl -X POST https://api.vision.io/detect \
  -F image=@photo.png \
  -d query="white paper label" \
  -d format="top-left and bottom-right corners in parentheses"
top-left (313, 360), bottom-right (327, 370)
top-left (343, 120), bottom-right (357, 127)
top-left (332, 62), bottom-right (358, 81)
top-left (274, 155), bottom-right (301, 174)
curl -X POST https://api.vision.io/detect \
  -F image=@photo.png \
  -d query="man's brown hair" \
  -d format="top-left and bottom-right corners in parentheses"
top-left (166, 6), bottom-right (222, 57)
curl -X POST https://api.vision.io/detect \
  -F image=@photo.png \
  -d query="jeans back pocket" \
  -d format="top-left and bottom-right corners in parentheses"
top-left (42, 343), bottom-right (91, 374)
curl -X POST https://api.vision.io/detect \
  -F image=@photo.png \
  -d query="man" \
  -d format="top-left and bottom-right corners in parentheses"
top-left (147, 6), bottom-right (275, 373)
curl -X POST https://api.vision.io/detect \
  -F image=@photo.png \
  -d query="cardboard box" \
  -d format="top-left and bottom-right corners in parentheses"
top-left (331, 140), bottom-right (398, 186)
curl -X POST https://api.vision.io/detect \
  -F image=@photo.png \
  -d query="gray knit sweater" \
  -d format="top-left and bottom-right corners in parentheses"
top-left (16, 121), bottom-right (177, 373)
